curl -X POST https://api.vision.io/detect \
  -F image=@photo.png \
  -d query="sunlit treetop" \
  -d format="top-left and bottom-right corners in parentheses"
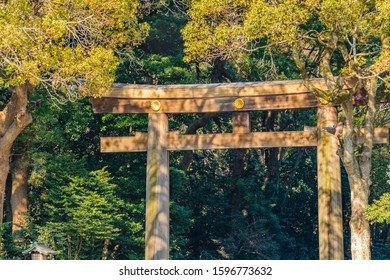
top-left (0, 0), bottom-right (148, 101)
top-left (182, 0), bottom-right (250, 62)
top-left (183, 0), bottom-right (390, 86)
top-left (243, 0), bottom-right (310, 44)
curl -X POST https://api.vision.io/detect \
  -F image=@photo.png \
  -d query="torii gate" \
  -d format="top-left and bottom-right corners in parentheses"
top-left (90, 79), bottom-right (389, 260)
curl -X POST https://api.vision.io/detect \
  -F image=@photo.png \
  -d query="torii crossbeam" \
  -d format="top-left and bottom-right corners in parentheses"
top-left (90, 79), bottom-right (389, 260)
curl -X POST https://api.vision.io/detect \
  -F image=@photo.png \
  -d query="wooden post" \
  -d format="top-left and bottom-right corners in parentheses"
top-left (145, 113), bottom-right (169, 260)
top-left (232, 112), bottom-right (250, 134)
top-left (317, 106), bottom-right (344, 260)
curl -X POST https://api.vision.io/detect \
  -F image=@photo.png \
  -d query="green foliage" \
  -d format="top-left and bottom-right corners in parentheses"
top-left (37, 168), bottom-right (123, 259)
top-left (244, 0), bottom-right (310, 44)
top-left (170, 167), bottom-right (193, 259)
top-left (366, 166), bottom-right (390, 224)
top-left (117, 10), bottom-right (198, 85)
top-left (143, 54), bottom-right (197, 84)
top-left (0, 222), bottom-right (18, 259)
top-left (366, 192), bottom-right (390, 224)
top-left (143, 12), bottom-right (186, 57)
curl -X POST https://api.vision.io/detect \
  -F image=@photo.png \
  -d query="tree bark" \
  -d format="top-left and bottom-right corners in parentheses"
top-left (10, 155), bottom-right (29, 241)
top-left (349, 176), bottom-right (371, 259)
top-left (262, 111), bottom-right (281, 194)
top-left (340, 77), bottom-right (376, 260)
top-left (180, 113), bottom-right (216, 170)
top-left (210, 58), bottom-right (226, 83)
top-left (102, 238), bottom-right (110, 260)
top-left (341, 99), bottom-right (370, 259)
top-left (352, 77), bottom-right (376, 260)
top-left (67, 234), bottom-right (72, 259)
top-left (382, 224), bottom-right (389, 244)
top-left (0, 85), bottom-right (32, 226)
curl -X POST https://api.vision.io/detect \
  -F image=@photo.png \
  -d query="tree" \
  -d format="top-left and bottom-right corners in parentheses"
top-left (182, 0), bottom-right (390, 259)
top-left (40, 168), bottom-right (124, 260)
top-left (0, 0), bottom-right (147, 226)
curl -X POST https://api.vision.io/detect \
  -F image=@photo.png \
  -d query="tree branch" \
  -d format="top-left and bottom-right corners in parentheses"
top-left (340, 100), bottom-right (361, 179)
top-left (0, 85), bottom-right (32, 151)
top-left (291, 45), bottom-right (333, 103)
top-left (1, 86), bottom-right (27, 136)
top-left (359, 77), bottom-right (377, 182)
top-left (180, 113), bottom-right (217, 170)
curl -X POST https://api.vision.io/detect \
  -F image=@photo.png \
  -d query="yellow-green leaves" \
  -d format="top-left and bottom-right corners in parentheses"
top-left (41, 16), bottom-right (68, 41)
top-left (376, 0), bottom-right (390, 31)
top-left (319, 0), bottom-right (366, 33)
top-left (0, 0), bottom-right (146, 98)
top-left (183, 0), bottom-right (311, 62)
top-left (182, 0), bottom-right (249, 62)
top-left (372, 46), bottom-right (390, 73)
top-left (81, 47), bottom-right (119, 97)
top-left (244, 0), bottom-right (310, 44)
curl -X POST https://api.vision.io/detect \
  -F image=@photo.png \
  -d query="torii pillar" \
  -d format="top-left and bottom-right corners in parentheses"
top-left (145, 113), bottom-right (169, 260)
top-left (317, 106), bottom-right (343, 259)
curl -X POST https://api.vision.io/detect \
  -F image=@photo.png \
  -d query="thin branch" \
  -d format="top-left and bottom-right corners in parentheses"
top-left (240, 39), bottom-right (288, 52)
top-left (62, 14), bottom-right (94, 25)
top-left (355, 50), bottom-right (381, 57)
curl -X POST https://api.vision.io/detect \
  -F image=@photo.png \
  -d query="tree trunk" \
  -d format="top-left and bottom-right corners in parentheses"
top-left (262, 111), bottom-right (281, 195)
top-left (0, 153), bottom-right (10, 226)
top-left (67, 234), bottom-right (72, 259)
top-left (349, 176), bottom-right (371, 259)
top-left (0, 85), bottom-right (32, 226)
top-left (10, 155), bottom-right (29, 241)
top-left (341, 100), bottom-right (371, 259)
top-left (180, 113), bottom-right (216, 170)
top-left (210, 58), bottom-right (226, 83)
top-left (351, 77), bottom-right (376, 260)
top-left (102, 238), bottom-right (110, 260)
top-left (341, 77), bottom-right (376, 260)
top-left (382, 224), bottom-right (389, 244)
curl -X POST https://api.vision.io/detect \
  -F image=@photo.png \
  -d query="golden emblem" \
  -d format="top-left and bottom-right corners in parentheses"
top-left (233, 98), bottom-right (245, 109)
top-left (150, 100), bottom-right (161, 112)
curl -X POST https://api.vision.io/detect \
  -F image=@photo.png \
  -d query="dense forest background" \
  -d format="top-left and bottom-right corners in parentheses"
top-left (0, 1), bottom-right (389, 260)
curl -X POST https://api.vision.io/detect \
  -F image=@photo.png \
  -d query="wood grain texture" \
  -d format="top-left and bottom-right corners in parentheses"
top-left (145, 113), bottom-right (169, 260)
top-left (303, 126), bottom-right (389, 144)
top-left (91, 93), bottom-right (321, 114)
top-left (100, 131), bottom-right (318, 152)
top-left (105, 79), bottom-right (332, 99)
top-left (100, 128), bottom-right (388, 153)
top-left (317, 106), bottom-right (344, 260)
top-left (232, 112), bottom-right (250, 134)
top-left (356, 128), bottom-right (389, 144)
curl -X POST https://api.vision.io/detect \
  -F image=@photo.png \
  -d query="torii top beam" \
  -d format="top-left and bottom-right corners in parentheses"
top-left (90, 78), bottom-right (352, 114)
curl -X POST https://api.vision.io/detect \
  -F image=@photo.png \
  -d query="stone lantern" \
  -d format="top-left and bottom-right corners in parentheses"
top-left (22, 242), bottom-right (57, 260)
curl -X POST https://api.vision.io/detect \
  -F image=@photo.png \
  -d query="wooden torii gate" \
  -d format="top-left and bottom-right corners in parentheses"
top-left (90, 79), bottom-right (389, 260)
